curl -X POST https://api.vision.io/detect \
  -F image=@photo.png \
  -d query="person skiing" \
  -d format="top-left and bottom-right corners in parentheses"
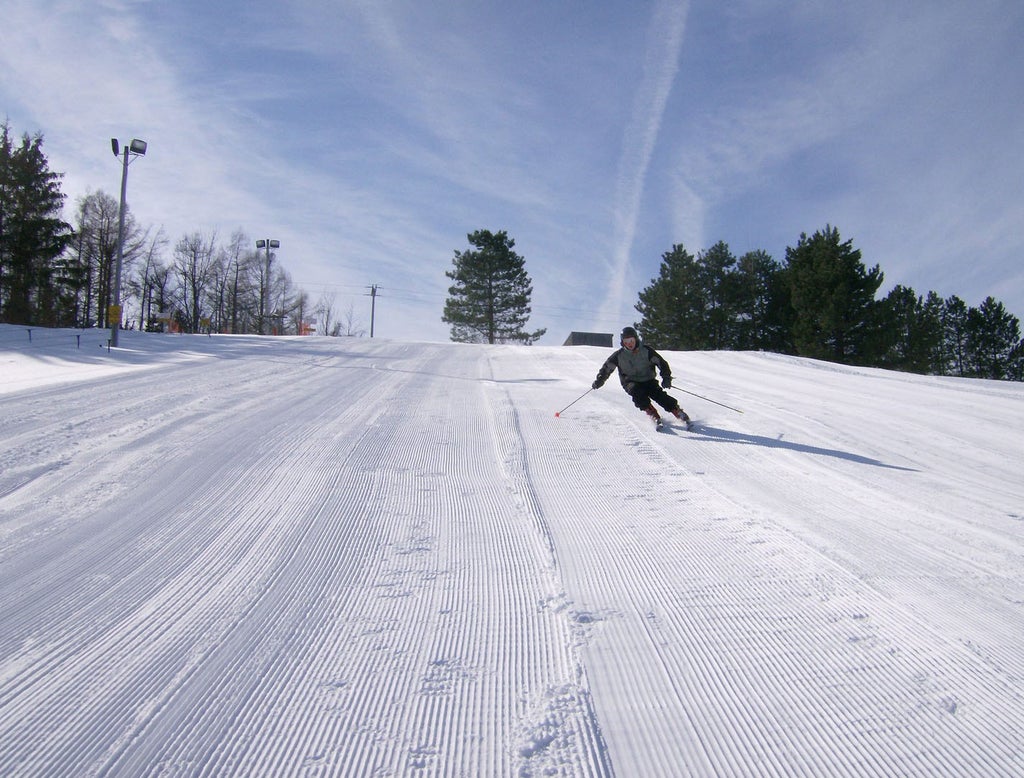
top-left (592, 326), bottom-right (691, 428)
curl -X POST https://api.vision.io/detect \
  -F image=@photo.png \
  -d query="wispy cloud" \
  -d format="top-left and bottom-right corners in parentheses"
top-left (599, 0), bottom-right (690, 328)
top-left (663, 1), bottom-right (1024, 309)
top-left (3, 0), bottom-right (1021, 342)
top-left (1, 0), bottom-right (275, 233)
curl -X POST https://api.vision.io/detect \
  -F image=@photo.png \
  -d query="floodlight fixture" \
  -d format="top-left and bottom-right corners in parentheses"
top-left (129, 138), bottom-right (147, 155)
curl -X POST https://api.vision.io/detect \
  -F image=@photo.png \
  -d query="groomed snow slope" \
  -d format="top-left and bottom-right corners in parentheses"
top-left (1, 326), bottom-right (1023, 776)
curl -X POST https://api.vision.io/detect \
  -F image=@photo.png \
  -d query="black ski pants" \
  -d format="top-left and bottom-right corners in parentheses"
top-left (624, 379), bottom-right (679, 413)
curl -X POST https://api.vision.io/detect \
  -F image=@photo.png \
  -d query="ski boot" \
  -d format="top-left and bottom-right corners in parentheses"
top-left (671, 406), bottom-right (693, 430)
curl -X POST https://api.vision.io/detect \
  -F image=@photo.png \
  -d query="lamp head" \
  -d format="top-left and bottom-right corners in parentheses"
top-left (111, 139), bottom-right (120, 157)
top-left (129, 139), bottom-right (147, 155)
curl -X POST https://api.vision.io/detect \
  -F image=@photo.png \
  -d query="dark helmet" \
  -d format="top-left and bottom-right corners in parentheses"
top-left (620, 326), bottom-right (639, 347)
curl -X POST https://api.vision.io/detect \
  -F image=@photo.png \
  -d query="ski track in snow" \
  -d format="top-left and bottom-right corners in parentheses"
top-left (1, 329), bottom-right (1024, 776)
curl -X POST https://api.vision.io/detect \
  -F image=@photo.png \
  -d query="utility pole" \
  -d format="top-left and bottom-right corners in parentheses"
top-left (367, 284), bottom-right (379, 338)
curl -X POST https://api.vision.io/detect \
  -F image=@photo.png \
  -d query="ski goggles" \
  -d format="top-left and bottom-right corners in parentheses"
top-left (621, 336), bottom-right (637, 349)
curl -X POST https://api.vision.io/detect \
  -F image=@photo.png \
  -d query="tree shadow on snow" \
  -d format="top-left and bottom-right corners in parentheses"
top-left (690, 425), bottom-right (919, 472)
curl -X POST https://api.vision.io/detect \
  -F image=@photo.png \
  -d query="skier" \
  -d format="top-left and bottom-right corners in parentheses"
top-left (592, 326), bottom-right (691, 428)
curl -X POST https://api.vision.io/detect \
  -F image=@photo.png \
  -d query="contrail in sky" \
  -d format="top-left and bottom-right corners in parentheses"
top-left (599, 0), bottom-right (689, 329)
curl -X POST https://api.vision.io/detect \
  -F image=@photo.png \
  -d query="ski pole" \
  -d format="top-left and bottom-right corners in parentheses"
top-left (672, 388), bottom-right (743, 414)
top-left (554, 388), bottom-right (594, 417)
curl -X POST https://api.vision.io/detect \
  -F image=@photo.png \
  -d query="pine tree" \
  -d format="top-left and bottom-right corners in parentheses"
top-left (696, 241), bottom-right (739, 349)
top-left (0, 122), bottom-right (72, 324)
top-left (877, 285), bottom-right (944, 374)
top-left (637, 242), bottom-right (790, 352)
top-left (785, 226), bottom-right (884, 364)
top-left (942, 295), bottom-right (971, 376)
top-left (442, 229), bottom-right (545, 344)
top-left (635, 244), bottom-right (703, 350)
top-left (919, 291), bottom-right (947, 373)
top-left (734, 249), bottom-right (791, 352)
top-left (965, 297), bottom-right (1021, 379)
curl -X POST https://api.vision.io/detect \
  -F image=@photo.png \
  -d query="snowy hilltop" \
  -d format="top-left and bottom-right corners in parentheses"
top-left (2, 325), bottom-right (1023, 776)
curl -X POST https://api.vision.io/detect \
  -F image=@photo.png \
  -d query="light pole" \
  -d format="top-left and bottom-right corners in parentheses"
top-left (256, 239), bottom-right (279, 335)
top-left (109, 137), bottom-right (147, 347)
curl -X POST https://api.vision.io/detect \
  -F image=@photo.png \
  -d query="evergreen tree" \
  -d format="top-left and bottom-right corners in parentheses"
top-left (965, 296), bottom-right (1021, 379)
top-left (1009, 341), bottom-right (1024, 382)
top-left (696, 241), bottom-right (739, 349)
top-left (637, 242), bottom-right (791, 352)
top-left (0, 122), bottom-right (72, 324)
top-left (631, 227), bottom-right (1023, 381)
top-left (919, 291), bottom-right (947, 373)
top-left (877, 285), bottom-right (945, 374)
top-left (635, 244), bottom-right (703, 350)
top-left (942, 295), bottom-right (971, 376)
top-left (733, 249), bottom-right (791, 352)
top-left (443, 229), bottom-right (545, 344)
top-left (785, 226), bottom-right (884, 364)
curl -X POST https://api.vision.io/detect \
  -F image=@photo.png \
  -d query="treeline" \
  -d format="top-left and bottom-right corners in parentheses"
top-left (636, 226), bottom-right (1023, 381)
top-left (0, 121), bottom-right (317, 335)
top-left (5, 122), bottom-right (1023, 375)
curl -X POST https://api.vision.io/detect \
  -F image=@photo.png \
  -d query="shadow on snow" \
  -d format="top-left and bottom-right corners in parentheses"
top-left (690, 424), bottom-right (919, 472)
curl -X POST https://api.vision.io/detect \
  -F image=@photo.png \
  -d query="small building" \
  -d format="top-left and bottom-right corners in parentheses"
top-left (563, 331), bottom-right (613, 347)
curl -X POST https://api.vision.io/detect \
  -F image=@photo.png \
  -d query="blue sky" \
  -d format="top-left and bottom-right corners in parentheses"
top-left (2, 0), bottom-right (1022, 343)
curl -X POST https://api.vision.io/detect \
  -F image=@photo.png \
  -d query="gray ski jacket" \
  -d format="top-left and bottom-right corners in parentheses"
top-left (594, 343), bottom-right (672, 390)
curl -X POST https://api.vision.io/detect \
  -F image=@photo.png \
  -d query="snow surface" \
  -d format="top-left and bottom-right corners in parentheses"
top-left (2, 324), bottom-right (1023, 777)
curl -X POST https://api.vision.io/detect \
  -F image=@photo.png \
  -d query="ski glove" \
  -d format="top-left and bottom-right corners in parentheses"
top-left (662, 376), bottom-right (672, 389)
top-left (592, 378), bottom-right (603, 390)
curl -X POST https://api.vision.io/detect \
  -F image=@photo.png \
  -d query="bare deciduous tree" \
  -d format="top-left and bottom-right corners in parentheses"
top-left (173, 230), bottom-right (218, 332)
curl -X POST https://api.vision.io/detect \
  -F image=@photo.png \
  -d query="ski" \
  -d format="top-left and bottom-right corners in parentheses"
top-left (661, 417), bottom-right (697, 432)
top-left (647, 409), bottom-right (695, 432)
